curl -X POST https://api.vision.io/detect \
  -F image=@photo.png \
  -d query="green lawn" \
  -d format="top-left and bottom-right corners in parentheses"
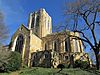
top-left (0, 67), bottom-right (100, 75)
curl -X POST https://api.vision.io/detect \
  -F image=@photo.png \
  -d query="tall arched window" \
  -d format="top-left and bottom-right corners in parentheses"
top-left (57, 39), bottom-right (60, 52)
top-left (65, 39), bottom-right (68, 52)
top-left (31, 16), bottom-right (35, 28)
top-left (65, 38), bottom-right (70, 52)
top-left (15, 34), bottom-right (24, 54)
top-left (54, 41), bottom-right (57, 51)
top-left (45, 43), bottom-right (47, 50)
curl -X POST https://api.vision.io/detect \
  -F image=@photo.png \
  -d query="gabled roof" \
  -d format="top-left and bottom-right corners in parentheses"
top-left (10, 24), bottom-right (30, 42)
top-left (13, 24), bottom-right (29, 34)
top-left (19, 24), bottom-right (29, 31)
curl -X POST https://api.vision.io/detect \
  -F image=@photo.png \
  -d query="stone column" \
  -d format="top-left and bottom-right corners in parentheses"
top-left (22, 35), bottom-right (26, 66)
top-left (79, 40), bottom-right (84, 52)
top-left (11, 36), bottom-right (18, 51)
top-left (63, 39), bottom-right (65, 52)
top-left (34, 13), bottom-right (37, 29)
top-left (28, 13), bottom-right (33, 29)
top-left (70, 32), bottom-right (74, 52)
top-left (28, 51), bottom-right (31, 67)
top-left (60, 41), bottom-right (62, 53)
top-left (49, 17), bottom-right (52, 33)
top-left (28, 30), bottom-right (32, 67)
top-left (77, 40), bottom-right (80, 52)
top-left (74, 32), bottom-right (80, 52)
top-left (73, 39), bottom-right (76, 52)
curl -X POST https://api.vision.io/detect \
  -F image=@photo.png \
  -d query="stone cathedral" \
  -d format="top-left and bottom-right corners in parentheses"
top-left (10, 8), bottom-right (90, 68)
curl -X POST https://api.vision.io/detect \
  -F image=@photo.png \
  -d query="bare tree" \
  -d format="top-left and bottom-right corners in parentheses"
top-left (0, 11), bottom-right (9, 46)
top-left (65, 0), bottom-right (100, 70)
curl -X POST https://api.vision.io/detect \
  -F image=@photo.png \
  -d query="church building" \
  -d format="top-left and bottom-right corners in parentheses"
top-left (10, 9), bottom-right (90, 68)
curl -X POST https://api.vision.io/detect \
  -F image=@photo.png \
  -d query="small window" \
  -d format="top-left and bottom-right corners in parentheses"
top-left (45, 43), bottom-right (47, 50)
top-left (45, 54), bottom-right (48, 58)
top-left (64, 56), bottom-right (68, 60)
top-left (80, 56), bottom-right (84, 60)
top-left (34, 55), bottom-right (36, 59)
top-left (65, 39), bottom-right (68, 52)
top-left (54, 41), bottom-right (57, 51)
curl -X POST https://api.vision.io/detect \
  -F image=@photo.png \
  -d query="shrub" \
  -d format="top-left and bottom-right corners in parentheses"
top-left (63, 63), bottom-right (70, 68)
top-left (74, 60), bottom-right (81, 68)
top-left (81, 61), bottom-right (90, 69)
top-left (74, 60), bottom-right (89, 69)
top-left (0, 50), bottom-right (21, 72)
top-left (57, 64), bottom-right (65, 69)
top-left (0, 50), bottom-right (11, 72)
top-left (6, 51), bottom-right (21, 71)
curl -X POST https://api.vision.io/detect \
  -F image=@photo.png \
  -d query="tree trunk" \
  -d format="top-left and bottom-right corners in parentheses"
top-left (95, 54), bottom-right (99, 70)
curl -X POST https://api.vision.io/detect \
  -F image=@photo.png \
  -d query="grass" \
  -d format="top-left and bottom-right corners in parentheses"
top-left (0, 67), bottom-right (100, 75)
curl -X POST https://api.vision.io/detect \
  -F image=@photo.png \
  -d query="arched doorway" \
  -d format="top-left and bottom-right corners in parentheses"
top-left (15, 34), bottom-right (24, 54)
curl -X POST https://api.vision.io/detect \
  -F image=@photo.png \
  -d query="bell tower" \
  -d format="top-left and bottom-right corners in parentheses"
top-left (28, 8), bottom-right (52, 38)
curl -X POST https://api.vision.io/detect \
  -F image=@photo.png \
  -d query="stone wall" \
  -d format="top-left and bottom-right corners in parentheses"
top-left (10, 25), bottom-right (30, 66)
top-left (31, 50), bottom-right (51, 68)
top-left (28, 8), bottom-right (52, 38)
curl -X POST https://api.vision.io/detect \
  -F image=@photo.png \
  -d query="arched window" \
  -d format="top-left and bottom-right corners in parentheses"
top-left (57, 39), bottom-right (60, 52)
top-left (15, 34), bottom-right (24, 54)
top-left (54, 41), bottom-right (57, 51)
top-left (45, 43), bottom-right (47, 50)
top-left (31, 14), bottom-right (36, 28)
top-left (65, 38), bottom-right (68, 52)
top-left (65, 38), bottom-right (70, 52)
